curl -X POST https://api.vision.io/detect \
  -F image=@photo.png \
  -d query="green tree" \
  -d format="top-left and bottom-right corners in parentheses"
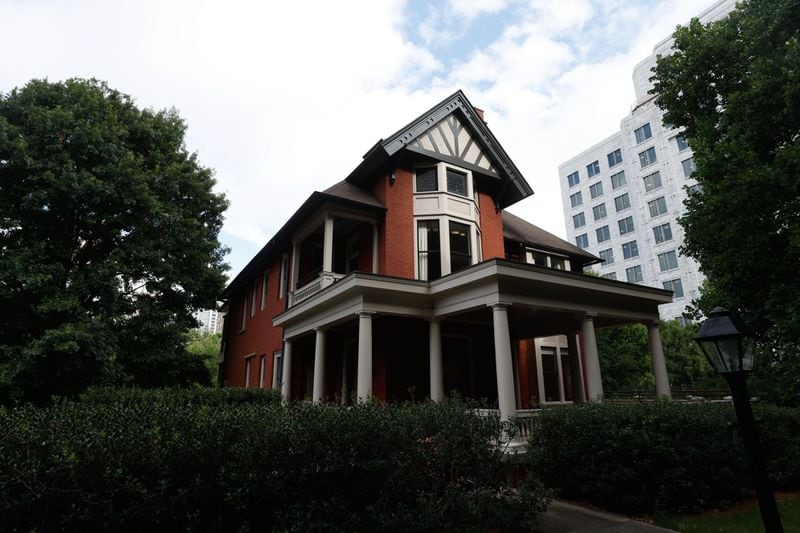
top-left (659, 320), bottom-right (721, 391)
top-left (651, 0), bottom-right (800, 404)
top-left (596, 324), bottom-right (652, 392)
top-left (185, 329), bottom-right (222, 385)
top-left (0, 79), bottom-right (228, 403)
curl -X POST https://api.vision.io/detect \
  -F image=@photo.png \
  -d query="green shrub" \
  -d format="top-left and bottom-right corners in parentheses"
top-left (0, 392), bottom-right (547, 531)
top-left (78, 385), bottom-right (282, 406)
top-left (527, 401), bottom-right (800, 515)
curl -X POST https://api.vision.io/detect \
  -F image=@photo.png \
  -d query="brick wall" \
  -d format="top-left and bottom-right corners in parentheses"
top-left (372, 168), bottom-right (415, 279)
top-left (478, 190), bottom-right (505, 260)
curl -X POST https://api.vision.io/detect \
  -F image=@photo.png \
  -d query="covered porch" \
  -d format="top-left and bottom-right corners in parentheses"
top-left (273, 259), bottom-right (673, 421)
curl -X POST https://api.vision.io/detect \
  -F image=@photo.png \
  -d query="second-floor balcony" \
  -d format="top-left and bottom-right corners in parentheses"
top-left (290, 271), bottom-right (345, 306)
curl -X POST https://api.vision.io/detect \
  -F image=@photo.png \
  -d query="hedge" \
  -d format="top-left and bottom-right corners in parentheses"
top-left (0, 390), bottom-right (548, 531)
top-left (527, 401), bottom-right (800, 515)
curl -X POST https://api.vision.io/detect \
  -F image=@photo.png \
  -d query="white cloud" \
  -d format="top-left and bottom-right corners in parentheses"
top-left (0, 0), bottom-right (721, 277)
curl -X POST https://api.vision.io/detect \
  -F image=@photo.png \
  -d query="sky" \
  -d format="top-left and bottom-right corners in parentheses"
top-left (0, 0), bottom-right (716, 280)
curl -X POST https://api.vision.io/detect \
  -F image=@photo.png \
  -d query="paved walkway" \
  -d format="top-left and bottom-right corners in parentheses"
top-left (536, 501), bottom-right (676, 532)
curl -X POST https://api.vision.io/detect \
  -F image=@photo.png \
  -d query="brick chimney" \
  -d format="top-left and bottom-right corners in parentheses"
top-left (473, 107), bottom-right (487, 124)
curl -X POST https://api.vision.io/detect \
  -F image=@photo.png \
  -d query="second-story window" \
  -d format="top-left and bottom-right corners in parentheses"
top-left (586, 160), bottom-right (600, 178)
top-left (449, 221), bottom-right (471, 272)
top-left (416, 167), bottom-right (438, 192)
top-left (417, 220), bottom-right (441, 281)
top-left (446, 169), bottom-right (468, 196)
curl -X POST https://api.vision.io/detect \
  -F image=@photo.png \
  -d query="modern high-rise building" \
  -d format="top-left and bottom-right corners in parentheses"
top-left (558, 0), bottom-right (735, 321)
top-left (193, 308), bottom-right (222, 334)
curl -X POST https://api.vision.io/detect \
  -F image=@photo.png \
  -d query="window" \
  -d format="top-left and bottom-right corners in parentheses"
top-left (272, 350), bottom-right (283, 388)
top-left (528, 250), bottom-right (549, 267)
top-left (259, 354), bottom-right (266, 388)
top-left (575, 233), bottom-right (589, 249)
top-left (586, 160), bottom-right (600, 177)
top-left (260, 270), bottom-right (269, 310)
top-left (675, 134), bottom-right (690, 151)
top-left (602, 272), bottom-right (617, 280)
top-left (618, 216), bottom-right (635, 235)
top-left (446, 169), bottom-right (468, 196)
top-left (658, 250), bottom-right (679, 271)
top-left (648, 196), bottom-right (668, 217)
top-left (589, 182), bottom-right (604, 199)
top-left (687, 183), bottom-right (703, 195)
top-left (643, 171), bottom-right (662, 192)
top-left (279, 254), bottom-right (289, 299)
top-left (626, 265), bottom-right (643, 283)
top-left (599, 248), bottom-right (614, 265)
top-left (682, 157), bottom-right (696, 177)
top-left (526, 249), bottom-right (570, 270)
top-left (573, 212), bottom-right (586, 228)
top-left (416, 167), bottom-right (437, 192)
top-left (614, 193), bottom-right (630, 212)
top-left (622, 240), bottom-right (639, 259)
top-left (240, 296), bottom-right (247, 332)
top-left (449, 221), bottom-right (472, 273)
top-left (549, 256), bottom-right (566, 270)
top-left (250, 279), bottom-right (258, 317)
top-left (570, 191), bottom-right (583, 207)
top-left (611, 171), bottom-right (626, 189)
top-left (663, 278), bottom-right (684, 298)
top-left (634, 122), bottom-right (652, 144)
top-left (567, 171), bottom-right (580, 188)
top-left (244, 356), bottom-right (252, 388)
top-left (653, 222), bottom-right (673, 244)
top-left (417, 220), bottom-right (441, 281)
top-left (592, 203), bottom-right (607, 221)
top-left (596, 225), bottom-right (611, 243)
top-left (607, 148), bottom-right (623, 167)
top-left (638, 146), bottom-right (657, 168)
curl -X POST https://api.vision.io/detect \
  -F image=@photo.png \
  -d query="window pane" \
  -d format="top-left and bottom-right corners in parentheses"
top-left (590, 182), bottom-right (604, 199)
top-left (418, 220), bottom-right (441, 280)
top-left (626, 265), bottom-right (643, 283)
top-left (446, 169), bottom-right (467, 196)
top-left (596, 225), bottom-right (611, 243)
top-left (587, 161), bottom-right (600, 177)
top-left (638, 146), bottom-right (657, 168)
top-left (576, 234), bottom-right (589, 249)
top-left (618, 216), bottom-right (635, 235)
top-left (643, 171), bottom-right (662, 192)
top-left (682, 157), bottom-right (696, 177)
top-left (567, 171), bottom-right (580, 187)
top-left (614, 193), bottom-right (630, 212)
top-left (607, 149), bottom-right (623, 168)
top-left (676, 134), bottom-right (689, 151)
top-left (416, 167), bottom-right (437, 192)
top-left (592, 203), bottom-right (607, 221)
top-left (570, 192), bottom-right (583, 207)
top-left (449, 221), bottom-right (471, 273)
top-left (541, 347), bottom-right (560, 401)
top-left (599, 248), bottom-right (614, 265)
top-left (611, 171), bottom-right (626, 189)
top-left (573, 212), bottom-right (586, 228)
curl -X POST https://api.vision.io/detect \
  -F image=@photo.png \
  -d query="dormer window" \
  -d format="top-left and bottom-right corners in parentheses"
top-left (525, 248), bottom-right (570, 271)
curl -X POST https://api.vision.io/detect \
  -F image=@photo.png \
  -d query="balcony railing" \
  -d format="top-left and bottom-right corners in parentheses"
top-left (289, 272), bottom-right (345, 307)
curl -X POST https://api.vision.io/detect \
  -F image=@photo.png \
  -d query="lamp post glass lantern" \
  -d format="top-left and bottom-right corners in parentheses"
top-left (694, 307), bottom-right (783, 533)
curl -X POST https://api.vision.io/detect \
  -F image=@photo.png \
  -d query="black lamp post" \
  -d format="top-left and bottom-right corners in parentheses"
top-left (694, 307), bottom-right (783, 533)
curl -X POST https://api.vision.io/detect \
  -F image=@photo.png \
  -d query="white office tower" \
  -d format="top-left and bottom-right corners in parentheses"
top-left (558, 0), bottom-right (735, 321)
top-left (193, 308), bottom-right (221, 333)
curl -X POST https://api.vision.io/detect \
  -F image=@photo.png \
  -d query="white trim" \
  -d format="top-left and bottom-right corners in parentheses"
top-left (271, 350), bottom-right (283, 389)
top-left (244, 352), bottom-right (256, 388)
top-left (260, 269), bottom-right (269, 310)
top-left (259, 354), bottom-right (266, 388)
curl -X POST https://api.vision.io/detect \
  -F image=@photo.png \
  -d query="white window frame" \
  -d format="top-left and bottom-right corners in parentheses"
top-left (259, 354), bottom-right (266, 388)
top-left (260, 269), bottom-right (269, 310)
top-left (244, 353), bottom-right (256, 388)
top-left (414, 216), bottom-right (479, 280)
top-left (272, 350), bottom-right (283, 388)
top-left (250, 279), bottom-right (258, 317)
top-left (279, 253), bottom-right (289, 300)
top-left (239, 296), bottom-right (247, 333)
top-left (525, 248), bottom-right (571, 271)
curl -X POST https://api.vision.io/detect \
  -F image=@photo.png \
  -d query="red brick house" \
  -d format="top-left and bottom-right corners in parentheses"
top-left (219, 91), bottom-right (673, 420)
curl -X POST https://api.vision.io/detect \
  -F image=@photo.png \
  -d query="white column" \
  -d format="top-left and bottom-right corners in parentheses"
top-left (429, 319), bottom-right (444, 402)
top-left (356, 312), bottom-right (374, 401)
top-left (581, 314), bottom-right (604, 402)
top-left (491, 304), bottom-right (517, 421)
top-left (648, 322), bottom-right (672, 398)
top-left (290, 241), bottom-right (300, 291)
top-left (372, 223), bottom-right (379, 274)
top-left (323, 215), bottom-right (334, 273)
top-left (567, 332), bottom-right (586, 403)
top-left (281, 339), bottom-right (293, 401)
top-left (312, 328), bottom-right (326, 403)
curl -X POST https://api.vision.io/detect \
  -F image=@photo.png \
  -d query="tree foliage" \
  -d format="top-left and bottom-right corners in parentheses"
top-left (0, 79), bottom-right (228, 402)
top-left (651, 0), bottom-right (800, 404)
top-left (185, 329), bottom-right (222, 385)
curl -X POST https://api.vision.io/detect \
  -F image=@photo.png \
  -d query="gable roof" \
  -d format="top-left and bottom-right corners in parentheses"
top-left (345, 90), bottom-right (533, 209)
top-left (501, 211), bottom-right (600, 265)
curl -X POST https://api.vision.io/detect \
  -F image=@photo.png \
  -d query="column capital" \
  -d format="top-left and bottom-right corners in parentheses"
top-left (582, 311), bottom-right (598, 321)
top-left (314, 326), bottom-right (328, 333)
top-left (647, 319), bottom-right (662, 327)
top-left (357, 311), bottom-right (377, 319)
top-left (488, 301), bottom-right (513, 310)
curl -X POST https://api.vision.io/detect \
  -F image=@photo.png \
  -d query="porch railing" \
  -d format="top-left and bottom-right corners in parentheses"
top-left (474, 408), bottom-right (540, 450)
top-left (289, 272), bottom-right (345, 307)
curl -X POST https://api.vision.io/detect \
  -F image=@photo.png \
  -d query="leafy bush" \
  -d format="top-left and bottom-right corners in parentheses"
top-left (78, 385), bottom-right (282, 406)
top-left (0, 392), bottom-right (547, 531)
top-left (528, 401), bottom-right (800, 515)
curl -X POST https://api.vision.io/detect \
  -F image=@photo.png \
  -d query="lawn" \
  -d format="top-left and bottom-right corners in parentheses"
top-left (655, 492), bottom-right (800, 532)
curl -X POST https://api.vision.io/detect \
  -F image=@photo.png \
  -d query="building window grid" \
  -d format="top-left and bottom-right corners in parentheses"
top-left (614, 193), bottom-right (630, 212)
top-left (638, 146), bottom-right (657, 168)
top-left (567, 171), bottom-right (580, 188)
top-left (653, 222), bottom-right (673, 244)
top-left (626, 265), bottom-right (643, 283)
top-left (648, 196), bottom-right (668, 218)
top-left (575, 233), bottom-right (589, 249)
top-left (618, 216), bottom-right (635, 235)
top-left (622, 240), bottom-right (639, 259)
top-left (596, 225), bottom-right (611, 243)
top-left (602, 272), bottom-right (617, 280)
top-left (682, 157), bottom-right (696, 177)
top-left (570, 191), bottom-right (583, 208)
top-left (586, 160), bottom-right (600, 178)
top-left (611, 171), bottom-right (626, 189)
top-left (573, 212), bottom-right (586, 229)
top-left (675, 134), bottom-right (690, 151)
top-left (663, 278), bottom-right (685, 298)
top-left (658, 250), bottom-right (679, 272)
top-left (599, 248), bottom-right (614, 265)
top-left (589, 182), bottom-right (604, 199)
top-left (592, 203), bottom-right (607, 221)
top-left (607, 148), bottom-right (623, 168)
top-left (634, 123), bottom-right (652, 144)
top-left (643, 171), bottom-right (663, 192)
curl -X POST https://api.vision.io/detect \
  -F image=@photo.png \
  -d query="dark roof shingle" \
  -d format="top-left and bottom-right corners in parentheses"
top-left (501, 211), bottom-right (599, 264)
